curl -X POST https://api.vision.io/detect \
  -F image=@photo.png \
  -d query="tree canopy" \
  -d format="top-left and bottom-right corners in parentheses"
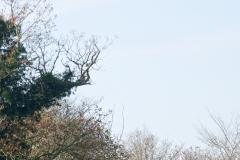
top-left (0, 0), bottom-right (109, 118)
top-left (0, 0), bottom-right (127, 159)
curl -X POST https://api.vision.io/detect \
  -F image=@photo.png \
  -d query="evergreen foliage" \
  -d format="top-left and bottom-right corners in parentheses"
top-left (0, 18), bottom-right (92, 118)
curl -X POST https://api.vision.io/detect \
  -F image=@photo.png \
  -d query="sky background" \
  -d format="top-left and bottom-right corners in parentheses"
top-left (51, 0), bottom-right (240, 146)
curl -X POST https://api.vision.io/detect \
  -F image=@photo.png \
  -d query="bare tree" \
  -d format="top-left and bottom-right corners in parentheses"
top-left (124, 125), bottom-right (224, 160)
top-left (124, 125), bottom-right (175, 160)
top-left (195, 112), bottom-right (240, 160)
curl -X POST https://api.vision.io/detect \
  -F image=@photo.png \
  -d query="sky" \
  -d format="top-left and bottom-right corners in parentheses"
top-left (51, 0), bottom-right (240, 146)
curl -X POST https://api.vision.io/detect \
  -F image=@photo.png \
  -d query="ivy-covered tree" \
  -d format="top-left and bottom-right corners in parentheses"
top-left (0, 0), bottom-right (110, 118)
top-left (0, 1), bottom-right (114, 159)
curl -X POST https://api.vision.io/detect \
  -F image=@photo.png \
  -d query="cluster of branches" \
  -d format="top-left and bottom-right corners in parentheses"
top-left (0, 98), bottom-right (129, 159)
top-left (0, 0), bottom-right (112, 118)
top-left (124, 113), bottom-right (240, 160)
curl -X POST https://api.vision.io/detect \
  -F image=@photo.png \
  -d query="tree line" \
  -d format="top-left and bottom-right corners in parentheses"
top-left (0, 0), bottom-right (239, 159)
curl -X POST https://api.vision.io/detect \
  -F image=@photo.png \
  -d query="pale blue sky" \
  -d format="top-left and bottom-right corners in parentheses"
top-left (52, 0), bottom-right (240, 146)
